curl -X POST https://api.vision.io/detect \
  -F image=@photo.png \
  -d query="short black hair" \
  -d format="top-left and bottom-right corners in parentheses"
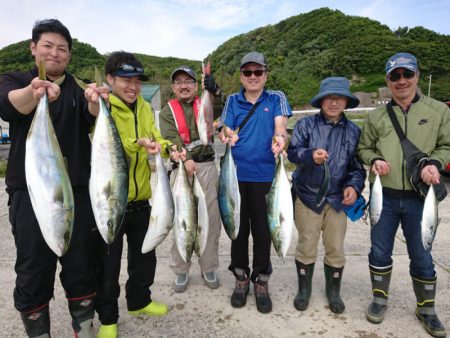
top-left (105, 51), bottom-right (144, 75)
top-left (32, 19), bottom-right (72, 50)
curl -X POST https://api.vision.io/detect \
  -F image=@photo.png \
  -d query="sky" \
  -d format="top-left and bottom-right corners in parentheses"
top-left (0, 0), bottom-right (449, 61)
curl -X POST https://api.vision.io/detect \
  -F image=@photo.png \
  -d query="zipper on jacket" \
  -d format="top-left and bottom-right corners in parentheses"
top-left (402, 112), bottom-right (407, 191)
top-left (132, 106), bottom-right (139, 201)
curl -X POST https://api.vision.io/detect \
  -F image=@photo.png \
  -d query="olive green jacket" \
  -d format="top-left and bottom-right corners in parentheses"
top-left (109, 94), bottom-right (172, 201)
top-left (358, 95), bottom-right (450, 190)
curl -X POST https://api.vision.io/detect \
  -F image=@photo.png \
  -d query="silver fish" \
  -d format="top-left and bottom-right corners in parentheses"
top-left (267, 155), bottom-right (294, 258)
top-left (316, 162), bottom-right (330, 207)
top-left (89, 71), bottom-right (128, 244)
top-left (25, 62), bottom-right (74, 257)
top-left (421, 184), bottom-right (438, 250)
top-left (141, 152), bottom-right (174, 253)
top-left (218, 142), bottom-right (241, 240)
top-left (370, 173), bottom-right (383, 226)
top-left (173, 159), bottom-right (198, 262)
top-left (197, 62), bottom-right (214, 146)
top-left (193, 172), bottom-right (209, 257)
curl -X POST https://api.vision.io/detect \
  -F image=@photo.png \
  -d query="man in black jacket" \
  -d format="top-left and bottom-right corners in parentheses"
top-left (0, 19), bottom-right (101, 337)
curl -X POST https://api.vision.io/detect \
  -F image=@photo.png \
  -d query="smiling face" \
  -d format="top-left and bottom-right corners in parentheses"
top-left (386, 67), bottom-right (419, 105)
top-left (171, 72), bottom-right (198, 103)
top-left (240, 62), bottom-right (267, 96)
top-left (107, 74), bottom-right (141, 105)
top-left (321, 95), bottom-right (348, 121)
top-left (30, 32), bottom-right (71, 80)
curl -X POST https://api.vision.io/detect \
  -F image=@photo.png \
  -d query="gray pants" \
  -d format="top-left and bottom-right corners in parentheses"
top-left (170, 161), bottom-right (221, 274)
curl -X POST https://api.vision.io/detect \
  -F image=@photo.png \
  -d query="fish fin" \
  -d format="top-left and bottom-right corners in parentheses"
top-left (73, 76), bottom-right (88, 90)
top-left (94, 66), bottom-right (102, 88)
top-left (38, 60), bottom-right (46, 80)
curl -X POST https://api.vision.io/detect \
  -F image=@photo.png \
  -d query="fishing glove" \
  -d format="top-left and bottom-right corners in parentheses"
top-left (204, 74), bottom-right (220, 95)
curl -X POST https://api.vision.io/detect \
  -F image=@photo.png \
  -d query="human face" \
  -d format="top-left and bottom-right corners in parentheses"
top-left (171, 73), bottom-right (198, 102)
top-left (107, 75), bottom-right (141, 105)
top-left (240, 63), bottom-right (267, 95)
top-left (386, 67), bottom-right (418, 104)
top-left (30, 32), bottom-right (71, 80)
top-left (321, 95), bottom-right (348, 121)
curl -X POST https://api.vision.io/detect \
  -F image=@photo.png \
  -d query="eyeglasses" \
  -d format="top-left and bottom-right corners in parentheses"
top-left (388, 69), bottom-right (416, 82)
top-left (119, 64), bottom-right (144, 74)
top-left (173, 79), bottom-right (196, 86)
top-left (241, 69), bottom-right (266, 77)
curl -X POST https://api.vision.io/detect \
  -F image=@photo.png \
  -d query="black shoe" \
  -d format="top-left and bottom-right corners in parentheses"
top-left (416, 312), bottom-right (447, 337)
top-left (231, 277), bottom-right (250, 308)
top-left (366, 301), bottom-right (387, 324)
top-left (254, 277), bottom-right (272, 314)
top-left (324, 264), bottom-right (345, 314)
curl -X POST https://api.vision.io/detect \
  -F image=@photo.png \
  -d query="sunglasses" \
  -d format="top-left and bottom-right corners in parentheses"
top-left (388, 69), bottom-right (416, 82)
top-left (119, 64), bottom-right (144, 74)
top-left (241, 69), bottom-right (265, 77)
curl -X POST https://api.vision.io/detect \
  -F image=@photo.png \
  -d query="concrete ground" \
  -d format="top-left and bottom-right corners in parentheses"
top-left (0, 170), bottom-right (449, 338)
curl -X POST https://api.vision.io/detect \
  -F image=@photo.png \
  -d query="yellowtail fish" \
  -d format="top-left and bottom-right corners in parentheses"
top-left (25, 61), bottom-right (74, 256)
top-left (193, 172), bottom-right (209, 257)
top-left (142, 152), bottom-right (174, 253)
top-left (370, 173), bottom-right (383, 226)
top-left (421, 184), bottom-right (438, 250)
top-left (173, 159), bottom-right (198, 262)
top-left (89, 67), bottom-right (128, 244)
top-left (197, 62), bottom-right (214, 146)
top-left (218, 130), bottom-right (241, 240)
top-left (267, 155), bottom-right (294, 258)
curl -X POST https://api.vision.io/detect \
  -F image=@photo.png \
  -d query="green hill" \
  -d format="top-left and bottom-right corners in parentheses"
top-left (1, 8), bottom-right (449, 106)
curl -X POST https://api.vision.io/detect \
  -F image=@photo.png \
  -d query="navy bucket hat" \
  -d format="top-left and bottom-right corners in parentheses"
top-left (310, 77), bottom-right (360, 109)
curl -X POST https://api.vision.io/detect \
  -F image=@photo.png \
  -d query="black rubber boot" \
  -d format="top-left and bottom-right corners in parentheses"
top-left (366, 265), bottom-right (392, 324)
top-left (230, 268), bottom-right (250, 308)
top-left (67, 294), bottom-right (95, 338)
top-left (412, 275), bottom-right (447, 337)
top-left (324, 264), bottom-right (345, 314)
top-left (293, 260), bottom-right (314, 311)
top-left (20, 304), bottom-right (51, 338)
top-left (253, 274), bottom-right (272, 314)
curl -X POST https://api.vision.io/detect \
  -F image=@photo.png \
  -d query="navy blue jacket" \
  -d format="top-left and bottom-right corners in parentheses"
top-left (287, 112), bottom-right (366, 214)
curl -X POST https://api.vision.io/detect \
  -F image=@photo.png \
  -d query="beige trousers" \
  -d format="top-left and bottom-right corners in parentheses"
top-left (294, 197), bottom-right (347, 267)
top-left (169, 161), bottom-right (221, 274)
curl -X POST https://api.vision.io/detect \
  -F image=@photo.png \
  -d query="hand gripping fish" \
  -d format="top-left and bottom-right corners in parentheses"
top-left (267, 154), bottom-right (294, 258)
top-left (89, 67), bottom-right (129, 244)
top-left (142, 152), bottom-right (174, 253)
top-left (25, 61), bottom-right (74, 256)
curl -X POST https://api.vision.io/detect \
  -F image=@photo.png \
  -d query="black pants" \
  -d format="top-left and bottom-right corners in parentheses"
top-left (9, 188), bottom-right (98, 312)
top-left (95, 202), bottom-right (156, 325)
top-left (228, 182), bottom-right (273, 282)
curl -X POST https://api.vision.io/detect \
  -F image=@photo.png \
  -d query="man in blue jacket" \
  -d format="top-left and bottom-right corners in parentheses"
top-left (287, 77), bottom-right (366, 314)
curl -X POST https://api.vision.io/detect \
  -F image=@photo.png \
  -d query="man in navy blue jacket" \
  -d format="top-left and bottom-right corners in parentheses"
top-left (287, 77), bottom-right (366, 314)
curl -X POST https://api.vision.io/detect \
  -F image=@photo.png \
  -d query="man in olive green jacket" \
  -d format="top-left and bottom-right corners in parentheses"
top-left (159, 66), bottom-right (224, 293)
top-left (358, 52), bottom-right (450, 338)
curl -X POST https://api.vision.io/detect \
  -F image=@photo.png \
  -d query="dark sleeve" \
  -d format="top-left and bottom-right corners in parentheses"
top-left (344, 128), bottom-right (367, 195)
top-left (0, 72), bottom-right (32, 121)
top-left (287, 117), bottom-right (315, 167)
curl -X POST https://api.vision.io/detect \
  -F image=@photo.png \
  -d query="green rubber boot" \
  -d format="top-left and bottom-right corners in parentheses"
top-left (97, 324), bottom-right (117, 338)
top-left (412, 275), bottom-right (447, 337)
top-left (324, 263), bottom-right (345, 314)
top-left (293, 260), bottom-right (314, 311)
top-left (366, 265), bottom-right (392, 324)
top-left (128, 301), bottom-right (169, 317)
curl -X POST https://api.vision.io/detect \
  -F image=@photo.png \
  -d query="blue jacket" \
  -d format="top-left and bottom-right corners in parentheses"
top-left (287, 112), bottom-right (366, 213)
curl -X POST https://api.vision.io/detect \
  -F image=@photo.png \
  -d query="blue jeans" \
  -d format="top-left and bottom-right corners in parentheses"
top-left (369, 192), bottom-right (435, 277)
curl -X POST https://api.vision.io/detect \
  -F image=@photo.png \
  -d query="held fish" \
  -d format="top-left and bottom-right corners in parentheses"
top-left (267, 155), bottom-right (294, 258)
top-left (197, 62), bottom-right (214, 146)
top-left (141, 152), bottom-right (174, 253)
top-left (25, 61), bottom-right (74, 257)
top-left (89, 68), bottom-right (129, 244)
top-left (172, 159), bottom-right (198, 262)
top-left (369, 173), bottom-right (383, 226)
top-left (218, 141), bottom-right (241, 240)
top-left (316, 162), bottom-right (330, 207)
top-left (421, 184), bottom-right (438, 250)
top-left (193, 172), bottom-right (209, 257)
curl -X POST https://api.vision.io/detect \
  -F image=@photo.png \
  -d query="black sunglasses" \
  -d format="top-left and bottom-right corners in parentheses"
top-left (241, 69), bottom-right (265, 77)
top-left (119, 64), bottom-right (144, 73)
top-left (388, 69), bottom-right (416, 82)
